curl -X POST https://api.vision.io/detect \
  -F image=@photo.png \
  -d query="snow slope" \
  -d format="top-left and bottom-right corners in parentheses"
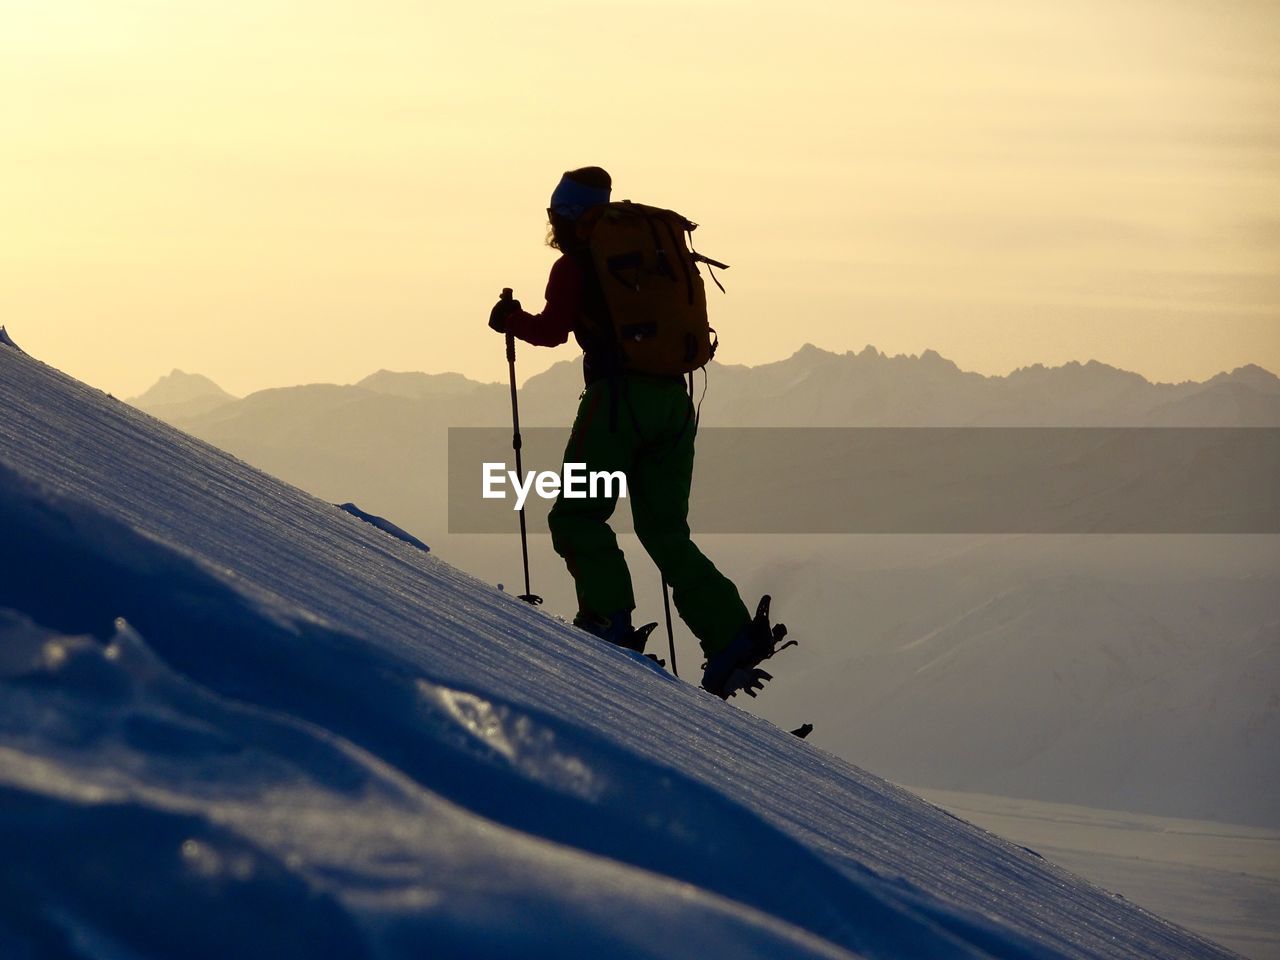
top-left (0, 342), bottom-right (1234, 958)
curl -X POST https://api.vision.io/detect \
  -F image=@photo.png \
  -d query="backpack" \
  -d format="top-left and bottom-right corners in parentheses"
top-left (581, 201), bottom-right (726, 377)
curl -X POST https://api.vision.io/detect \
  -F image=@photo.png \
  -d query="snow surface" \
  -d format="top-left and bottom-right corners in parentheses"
top-left (0, 344), bottom-right (1236, 958)
top-left (915, 789), bottom-right (1280, 960)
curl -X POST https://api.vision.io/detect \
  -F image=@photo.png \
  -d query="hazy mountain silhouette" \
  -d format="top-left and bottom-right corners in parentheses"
top-left (129, 368), bottom-right (238, 420)
top-left (355, 369), bottom-right (497, 400)
top-left (128, 346), bottom-right (1280, 825)
top-left (693, 345), bottom-right (1280, 426)
top-left (135, 345), bottom-right (1280, 429)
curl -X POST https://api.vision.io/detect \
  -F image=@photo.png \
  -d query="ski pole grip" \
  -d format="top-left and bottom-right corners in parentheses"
top-left (501, 288), bottom-right (516, 362)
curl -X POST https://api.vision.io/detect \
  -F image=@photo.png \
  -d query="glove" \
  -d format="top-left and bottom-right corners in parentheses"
top-left (489, 297), bottom-right (521, 333)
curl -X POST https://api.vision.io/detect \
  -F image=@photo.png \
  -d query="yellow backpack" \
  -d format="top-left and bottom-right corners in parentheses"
top-left (582, 201), bottom-right (726, 377)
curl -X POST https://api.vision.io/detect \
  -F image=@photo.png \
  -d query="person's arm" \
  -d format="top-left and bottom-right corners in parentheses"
top-left (504, 254), bottom-right (582, 347)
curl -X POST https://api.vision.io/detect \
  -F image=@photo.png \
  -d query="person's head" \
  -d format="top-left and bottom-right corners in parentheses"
top-left (547, 166), bottom-right (611, 251)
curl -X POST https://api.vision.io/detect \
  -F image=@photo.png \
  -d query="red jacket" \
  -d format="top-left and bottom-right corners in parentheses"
top-left (507, 253), bottom-right (617, 384)
top-left (504, 254), bottom-right (582, 349)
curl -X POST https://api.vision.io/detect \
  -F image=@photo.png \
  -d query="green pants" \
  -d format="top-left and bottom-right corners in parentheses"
top-left (548, 375), bottom-right (749, 656)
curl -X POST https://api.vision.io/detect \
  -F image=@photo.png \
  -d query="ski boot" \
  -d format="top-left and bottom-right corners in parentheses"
top-left (574, 610), bottom-right (664, 666)
top-left (700, 595), bottom-right (795, 699)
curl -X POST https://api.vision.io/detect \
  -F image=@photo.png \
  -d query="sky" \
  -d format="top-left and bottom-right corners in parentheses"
top-left (4, 0), bottom-right (1279, 398)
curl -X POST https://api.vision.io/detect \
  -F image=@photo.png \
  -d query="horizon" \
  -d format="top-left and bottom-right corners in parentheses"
top-left (122, 339), bottom-right (1279, 400)
top-left (5, 1), bottom-right (1278, 400)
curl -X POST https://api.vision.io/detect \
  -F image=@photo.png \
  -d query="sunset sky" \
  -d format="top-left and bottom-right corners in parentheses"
top-left (5, 0), bottom-right (1278, 398)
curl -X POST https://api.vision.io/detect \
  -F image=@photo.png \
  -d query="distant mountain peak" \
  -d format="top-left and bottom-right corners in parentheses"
top-left (791, 342), bottom-right (837, 360)
top-left (1007, 359), bottom-right (1148, 387)
top-left (907, 348), bottom-right (962, 373)
top-left (1210, 363), bottom-right (1280, 393)
top-left (790, 343), bottom-right (887, 363)
top-left (129, 369), bottom-right (236, 408)
top-left (356, 369), bottom-right (491, 399)
top-left (1232, 363), bottom-right (1277, 379)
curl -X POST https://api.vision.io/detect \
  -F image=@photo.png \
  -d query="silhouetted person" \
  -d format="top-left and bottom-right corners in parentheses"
top-left (489, 167), bottom-right (784, 697)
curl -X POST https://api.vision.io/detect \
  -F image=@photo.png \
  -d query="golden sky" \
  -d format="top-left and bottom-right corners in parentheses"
top-left (5, 0), bottom-right (1279, 397)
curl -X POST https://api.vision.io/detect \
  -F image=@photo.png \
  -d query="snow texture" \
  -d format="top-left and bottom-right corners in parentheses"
top-left (0, 343), bottom-right (1235, 958)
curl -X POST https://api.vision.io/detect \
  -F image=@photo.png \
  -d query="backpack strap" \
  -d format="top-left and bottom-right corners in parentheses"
top-left (688, 219), bottom-right (729, 295)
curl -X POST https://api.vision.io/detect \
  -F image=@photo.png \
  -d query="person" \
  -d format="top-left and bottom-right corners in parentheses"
top-left (488, 166), bottom-right (779, 698)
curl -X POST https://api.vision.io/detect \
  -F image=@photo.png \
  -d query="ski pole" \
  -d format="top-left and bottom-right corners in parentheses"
top-left (502, 288), bottom-right (542, 605)
top-left (661, 577), bottom-right (678, 677)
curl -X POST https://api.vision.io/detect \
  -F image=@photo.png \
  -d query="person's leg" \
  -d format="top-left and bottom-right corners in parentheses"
top-left (548, 380), bottom-right (635, 621)
top-left (626, 377), bottom-right (750, 656)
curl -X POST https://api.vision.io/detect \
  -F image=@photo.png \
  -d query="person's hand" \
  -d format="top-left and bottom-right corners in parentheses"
top-left (489, 296), bottom-right (521, 333)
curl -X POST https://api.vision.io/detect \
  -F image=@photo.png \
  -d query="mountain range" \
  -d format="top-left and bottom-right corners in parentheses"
top-left (132, 345), bottom-right (1280, 427)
